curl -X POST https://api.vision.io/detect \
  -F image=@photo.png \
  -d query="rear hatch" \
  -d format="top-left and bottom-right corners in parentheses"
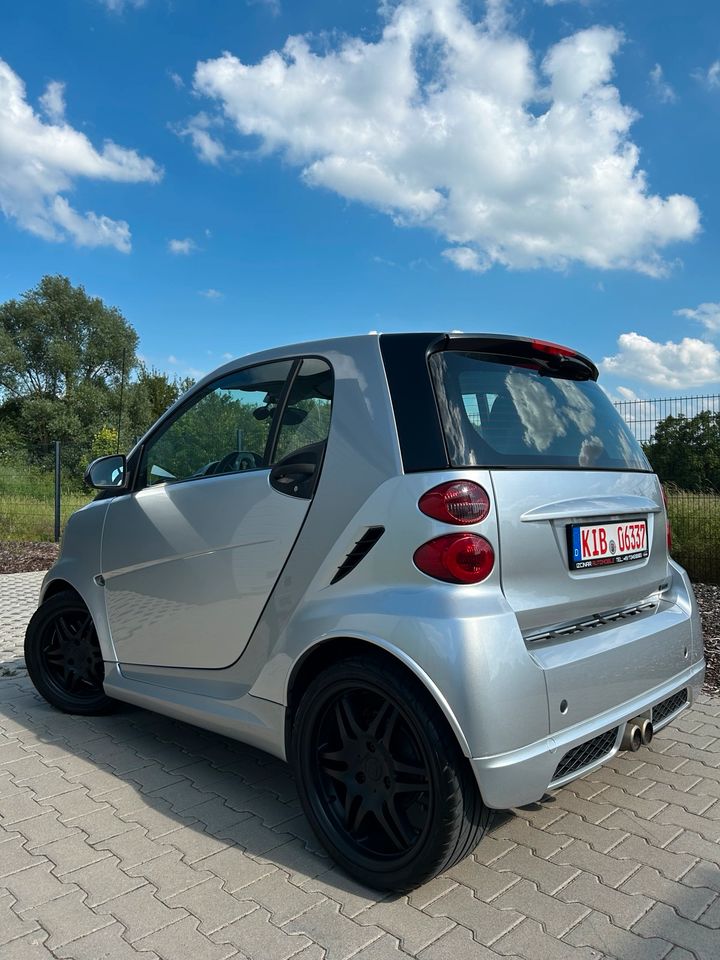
top-left (428, 338), bottom-right (668, 630)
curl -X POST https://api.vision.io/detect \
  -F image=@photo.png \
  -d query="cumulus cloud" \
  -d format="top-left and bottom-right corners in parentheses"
top-left (695, 60), bottom-right (720, 90)
top-left (0, 58), bottom-right (161, 251)
top-left (186, 0), bottom-right (700, 275)
top-left (601, 332), bottom-right (720, 388)
top-left (39, 80), bottom-right (66, 122)
top-left (97, 0), bottom-right (146, 11)
top-left (199, 288), bottom-right (223, 299)
top-left (649, 64), bottom-right (677, 104)
top-left (442, 246), bottom-right (489, 272)
top-left (168, 237), bottom-right (196, 255)
top-left (175, 113), bottom-right (226, 165)
top-left (675, 301), bottom-right (720, 333)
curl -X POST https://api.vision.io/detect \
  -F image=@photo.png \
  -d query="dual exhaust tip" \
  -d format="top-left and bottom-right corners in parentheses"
top-left (621, 718), bottom-right (653, 752)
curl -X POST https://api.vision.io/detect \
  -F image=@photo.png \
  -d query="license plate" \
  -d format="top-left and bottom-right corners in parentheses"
top-left (567, 519), bottom-right (648, 570)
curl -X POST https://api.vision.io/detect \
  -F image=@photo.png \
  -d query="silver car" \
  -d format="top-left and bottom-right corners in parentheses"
top-left (25, 332), bottom-right (704, 890)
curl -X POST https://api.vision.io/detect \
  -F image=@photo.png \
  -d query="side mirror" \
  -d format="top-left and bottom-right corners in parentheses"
top-left (84, 455), bottom-right (127, 490)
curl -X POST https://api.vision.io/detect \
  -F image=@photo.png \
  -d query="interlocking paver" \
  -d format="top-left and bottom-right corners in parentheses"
top-left (0, 892), bottom-right (41, 947)
top-left (564, 911), bottom-right (671, 959)
top-left (283, 901), bottom-right (383, 960)
top-left (165, 876), bottom-right (257, 933)
top-left (3, 568), bottom-right (720, 960)
top-left (493, 878), bottom-right (590, 937)
top-left (30, 888), bottom-right (115, 950)
top-left (620, 865), bottom-right (718, 921)
top-left (99, 884), bottom-right (189, 942)
top-left (138, 914), bottom-right (236, 960)
top-left (355, 897), bottom-right (456, 954)
top-left (424, 885), bottom-right (523, 945)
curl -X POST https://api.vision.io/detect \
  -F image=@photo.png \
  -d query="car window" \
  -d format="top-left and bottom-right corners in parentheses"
top-left (430, 351), bottom-right (650, 470)
top-left (140, 359), bottom-right (294, 487)
top-left (273, 358), bottom-right (333, 463)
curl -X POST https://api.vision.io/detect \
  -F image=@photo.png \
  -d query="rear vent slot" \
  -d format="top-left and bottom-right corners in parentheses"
top-left (551, 727), bottom-right (619, 783)
top-left (331, 527), bottom-right (385, 585)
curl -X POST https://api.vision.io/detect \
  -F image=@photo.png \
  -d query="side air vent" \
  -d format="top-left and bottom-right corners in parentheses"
top-left (331, 527), bottom-right (385, 585)
top-left (551, 727), bottom-right (619, 784)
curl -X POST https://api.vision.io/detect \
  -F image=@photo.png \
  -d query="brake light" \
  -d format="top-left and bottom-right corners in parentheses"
top-left (414, 533), bottom-right (494, 584)
top-left (418, 481), bottom-right (490, 525)
top-left (661, 487), bottom-right (672, 553)
top-left (531, 338), bottom-right (578, 359)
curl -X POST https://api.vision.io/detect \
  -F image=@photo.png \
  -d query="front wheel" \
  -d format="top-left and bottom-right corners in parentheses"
top-left (290, 655), bottom-right (489, 891)
top-left (24, 592), bottom-right (116, 715)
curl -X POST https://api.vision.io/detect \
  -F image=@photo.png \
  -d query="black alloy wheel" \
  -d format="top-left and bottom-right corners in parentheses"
top-left (291, 656), bottom-right (489, 891)
top-left (25, 591), bottom-right (116, 715)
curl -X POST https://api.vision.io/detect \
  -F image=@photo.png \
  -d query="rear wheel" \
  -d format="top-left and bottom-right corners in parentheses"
top-left (24, 592), bottom-right (116, 715)
top-left (291, 656), bottom-right (489, 891)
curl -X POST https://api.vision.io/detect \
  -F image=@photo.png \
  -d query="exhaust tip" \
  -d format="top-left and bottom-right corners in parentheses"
top-left (621, 723), bottom-right (642, 752)
top-left (639, 719), bottom-right (654, 746)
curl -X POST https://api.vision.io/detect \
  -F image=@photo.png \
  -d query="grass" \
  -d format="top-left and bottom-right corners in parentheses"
top-left (0, 456), bottom-right (717, 582)
top-left (666, 489), bottom-right (720, 584)
top-left (0, 456), bottom-right (91, 542)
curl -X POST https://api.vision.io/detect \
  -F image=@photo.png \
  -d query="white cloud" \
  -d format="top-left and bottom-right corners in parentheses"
top-left (649, 64), bottom-right (677, 104)
top-left (695, 60), bottom-right (720, 90)
top-left (168, 237), bottom-right (196, 255)
top-left (247, 0), bottom-right (281, 16)
top-left (442, 246), bottom-right (490, 272)
top-left (39, 80), bottom-right (66, 122)
top-left (97, 0), bottom-right (146, 11)
top-left (199, 288), bottom-right (223, 299)
top-left (0, 58), bottom-right (161, 251)
top-left (601, 332), bottom-right (720, 388)
top-left (188, 0), bottom-right (699, 276)
top-left (168, 71), bottom-right (184, 90)
top-left (675, 301), bottom-right (720, 333)
top-left (175, 112), bottom-right (226, 165)
top-left (167, 354), bottom-right (179, 364)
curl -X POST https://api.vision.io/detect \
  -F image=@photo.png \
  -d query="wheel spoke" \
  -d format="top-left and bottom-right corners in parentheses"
top-left (367, 700), bottom-right (398, 745)
top-left (393, 759), bottom-right (428, 780)
top-left (335, 695), bottom-right (362, 743)
top-left (375, 799), bottom-right (412, 850)
top-left (54, 615), bottom-right (78, 645)
top-left (348, 795), bottom-right (369, 834)
top-left (393, 781), bottom-right (430, 794)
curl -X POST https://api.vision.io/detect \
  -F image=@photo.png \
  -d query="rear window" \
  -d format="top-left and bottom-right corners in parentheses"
top-left (429, 351), bottom-right (650, 471)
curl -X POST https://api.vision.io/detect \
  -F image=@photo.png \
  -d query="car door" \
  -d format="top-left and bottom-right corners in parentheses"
top-left (101, 356), bottom-right (333, 669)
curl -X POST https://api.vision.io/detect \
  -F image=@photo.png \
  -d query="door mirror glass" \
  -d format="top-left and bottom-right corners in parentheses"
top-left (85, 455), bottom-right (127, 489)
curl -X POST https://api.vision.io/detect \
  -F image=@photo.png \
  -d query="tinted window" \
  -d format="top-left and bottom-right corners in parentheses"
top-left (430, 351), bottom-right (650, 471)
top-left (140, 360), bottom-right (294, 486)
top-left (274, 358), bottom-right (333, 463)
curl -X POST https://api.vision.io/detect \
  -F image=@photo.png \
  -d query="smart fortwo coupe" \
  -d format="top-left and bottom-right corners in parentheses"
top-left (26, 332), bottom-right (704, 890)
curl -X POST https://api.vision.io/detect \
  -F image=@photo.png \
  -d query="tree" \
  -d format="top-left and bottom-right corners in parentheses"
top-left (0, 275), bottom-right (139, 451)
top-left (121, 365), bottom-right (191, 447)
top-left (644, 410), bottom-right (720, 491)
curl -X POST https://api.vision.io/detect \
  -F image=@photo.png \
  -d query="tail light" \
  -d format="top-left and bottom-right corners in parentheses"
top-left (418, 481), bottom-right (490, 525)
top-left (661, 487), bottom-right (672, 553)
top-left (414, 533), bottom-right (494, 584)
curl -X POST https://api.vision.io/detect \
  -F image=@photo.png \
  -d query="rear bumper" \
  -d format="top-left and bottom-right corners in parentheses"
top-left (471, 659), bottom-right (704, 809)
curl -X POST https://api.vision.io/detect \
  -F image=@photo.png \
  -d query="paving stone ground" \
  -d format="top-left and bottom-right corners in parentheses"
top-left (1, 570), bottom-right (719, 960)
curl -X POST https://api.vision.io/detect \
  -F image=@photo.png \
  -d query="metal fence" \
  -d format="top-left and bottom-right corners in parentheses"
top-left (1, 395), bottom-right (719, 582)
top-left (0, 443), bottom-right (93, 544)
top-left (614, 394), bottom-right (720, 585)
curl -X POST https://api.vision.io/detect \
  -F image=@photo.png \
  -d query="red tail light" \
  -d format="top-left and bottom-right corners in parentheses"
top-left (531, 338), bottom-right (578, 359)
top-left (418, 481), bottom-right (490, 525)
top-left (661, 487), bottom-right (673, 553)
top-left (414, 533), bottom-right (495, 584)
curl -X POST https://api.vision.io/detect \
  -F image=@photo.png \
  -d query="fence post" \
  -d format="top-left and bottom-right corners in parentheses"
top-left (54, 441), bottom-right (61, 543)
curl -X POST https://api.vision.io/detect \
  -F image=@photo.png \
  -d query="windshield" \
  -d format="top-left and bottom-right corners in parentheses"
top-left (429, 351), bottom-right (650, 471)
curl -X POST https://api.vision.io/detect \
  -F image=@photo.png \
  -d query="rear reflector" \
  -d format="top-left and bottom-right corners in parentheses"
top-left (413, 533), bottom-right (494, 584)
top-left (418, 481), bottom-right (490, 525)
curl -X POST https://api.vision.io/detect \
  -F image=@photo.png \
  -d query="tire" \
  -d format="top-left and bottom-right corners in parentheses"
top-left (290, 655), bottom-right (490, 891)
top-left (24, 591), bottom-right (116, 715)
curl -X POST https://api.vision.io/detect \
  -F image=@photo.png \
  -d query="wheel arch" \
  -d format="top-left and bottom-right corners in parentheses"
top-left (41, 577), bottom-right (83, 604)
top-left (284, 635), bottom-right (472, 760)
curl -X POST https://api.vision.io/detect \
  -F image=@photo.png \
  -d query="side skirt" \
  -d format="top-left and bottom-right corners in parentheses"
top-left (103, 663), bottom-right (287, 761)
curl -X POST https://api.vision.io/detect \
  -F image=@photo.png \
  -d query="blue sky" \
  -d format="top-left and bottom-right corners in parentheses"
top-left (1, 0), bottom-right (719, 396)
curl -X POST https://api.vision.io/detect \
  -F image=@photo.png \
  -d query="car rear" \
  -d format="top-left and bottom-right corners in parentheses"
top-left (380, 333), bottom-right (704, 807)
